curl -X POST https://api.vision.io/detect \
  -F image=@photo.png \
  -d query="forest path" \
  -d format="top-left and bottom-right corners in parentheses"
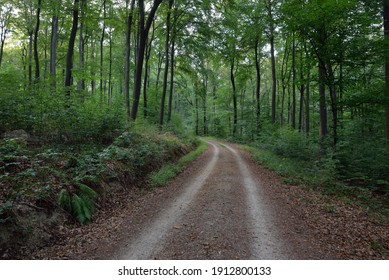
top-left (110, 141), bottom-right (316, 259)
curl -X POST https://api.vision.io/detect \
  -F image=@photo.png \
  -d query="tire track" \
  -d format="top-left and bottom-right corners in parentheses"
top-left (222, 143), bottom-right (287, 259)
top-left (118, 142), bottom-right (220, 259)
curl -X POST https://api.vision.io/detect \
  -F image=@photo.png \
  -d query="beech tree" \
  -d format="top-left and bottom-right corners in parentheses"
top-left (64, 0), bottom-right (79, 93)
top-left (0, 2), bottom-right (12, 68)
top-left (130, 0), bottom-right (163, 120)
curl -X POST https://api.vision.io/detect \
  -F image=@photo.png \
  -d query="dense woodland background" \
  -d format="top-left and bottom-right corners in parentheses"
top-left (1, 0), bottom-right (389, 254)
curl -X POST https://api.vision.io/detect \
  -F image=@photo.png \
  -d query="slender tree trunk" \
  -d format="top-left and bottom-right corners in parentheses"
top-left (124, 0), bottom-right (136, 117)
top-left (326, 62), bottom-right (338, 146)
top-left (195, 94), bottom-right (199, 135)
top-left (203, 76), bottom-right (208, 135)
top-left (100, 0), bottom-right (107, 100)
top-left (90, 39), bottom-right (96, 94)
top-left (291, 34), bottom-right (296, 129)
top-left (107, 33), bottom-right (113, 106)
top-left (167, 9), bottom-right (177, 123)
top-left (305, 70), bottom-right (310, 135)
top-left (50, 14), bottom-right (58, 90)
top-left (159, 0), bottom-right (173, 127)
top-left (131, 0), bottom-right (164, 120)
top-left (385, 0), bottom-right (389, 142)
top-left (155, 52), bottom-right (163, 101)
top-left (304, 44), bottom-right (310, 135)
top-left (298, 48), bottom-right (304, 132)
top-left (318, 64), bottom-right (328, 139)
top-left (28, 31), bottom-right (33, 85)
top-left (64, 0), bottom-right (80, 95)
top-left (77, 0), bottom-right (87, 92)
top-left (143, 20), bottom-right (156, 118)
top-left (231, 57), bottom-right (238, 136)
top-left (265, 0), bottom-right (277, 125)
top-left (254, 38), bottom-right (261, 135)
top-left (33, 0), bottom-right (41, 82)
top-left (0, 7), bottom-right (11, 68)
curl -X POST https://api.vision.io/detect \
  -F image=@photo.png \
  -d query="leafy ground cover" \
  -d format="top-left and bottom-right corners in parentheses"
top-left (241, 127), bottom-right (389, 224)
top-left (0, 124), bottom-right (198, 259)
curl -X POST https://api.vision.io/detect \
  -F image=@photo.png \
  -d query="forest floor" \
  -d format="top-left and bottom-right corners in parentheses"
top-left (32, 140), bottom-right (389, 259)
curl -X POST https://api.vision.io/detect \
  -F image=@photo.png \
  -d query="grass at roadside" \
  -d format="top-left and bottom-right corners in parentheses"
top-left (241, 144), bottom-right (389, 223)
top-left (149, 140), bottom-right (208, 188)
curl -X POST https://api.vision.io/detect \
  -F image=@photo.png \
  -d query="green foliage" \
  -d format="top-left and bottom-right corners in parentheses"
top-left (259, 127), bottom-right (319, 161)
top-left (0, 201), bottom-right (13, 224)
top-left (149, 140), bottom-right (207, 188)
top-left (57, 184), bottom-right (97, 224)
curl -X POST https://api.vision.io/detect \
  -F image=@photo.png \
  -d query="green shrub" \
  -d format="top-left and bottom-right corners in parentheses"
top-left (57, 184), bottom-right (97, 224)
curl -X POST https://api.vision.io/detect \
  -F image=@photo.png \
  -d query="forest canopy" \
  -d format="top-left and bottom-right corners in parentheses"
top-left (0, 0), bottom-right (388, 190)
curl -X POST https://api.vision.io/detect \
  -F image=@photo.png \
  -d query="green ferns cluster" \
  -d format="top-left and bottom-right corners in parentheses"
top-left (57, 184), bottom-right (97, 224)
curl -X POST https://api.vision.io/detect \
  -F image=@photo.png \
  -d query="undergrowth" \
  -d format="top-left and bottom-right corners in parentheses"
top-left (241, 126), bottom-right (389, 221)
top-left (0, 124), bottom-right (198, 226)
top-left (149, 140), bottom-right (207, 188)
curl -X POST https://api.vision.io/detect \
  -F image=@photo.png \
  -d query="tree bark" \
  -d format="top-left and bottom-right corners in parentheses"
top-left (131, 0), bottom-right (164, 120)
top-left (64, 0), bottom-right (80, 95)
top-left (265, 0), bottom-right (277, 124)
top-left (167, 7), bottom-right (177, 123)
top-left (291, 34), bottom-right (296, 129)
top-left (77, 0), bottom-right (87, 92)
top-left (50, 14), bottom-right (58, 89)
top-left (318, 64), bottom-right (328, 139)
top-left (100, 0), bottom-right (107, 99)
top-left (159, 0), bottom-right (174, 127)
top-left (33, 0), bottom-right (41, 82)
top-left (143, 20), bottom-right (156, 118)
top-left (203, 75), bottom-right (208, 135)
top-left (124, 0), bottom-right (136, 117)
top-left (0, 5), bottom-right (11, 69)
top-left (231, 56), bottom-right (238, 136)
top-left (254, 38), bottom-right (261, 135)
top-left (385, 0), bottom-right (389, 142)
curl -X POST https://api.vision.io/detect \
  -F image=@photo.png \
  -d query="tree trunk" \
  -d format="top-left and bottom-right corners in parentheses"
top-left (155, 52), bottom-right (163, 102)
top-left (33, 0), bottom-right (41, 82)
top-left (265, 0), bottom-right (277, 125)
top-left (291, 34), bottom-right (296, 129)
top-left (231, 57), bottom-right (238, 136)
top-left (326, 61), bottom-right (338, 146)
top-left (77, 0), bottom-right (87, 92)
top-left (28, 31), bottom-right (33, 85)
top-left (49, 14), bottom-right (58, 89)
top-left (298, 48), bottom-right (304, 132)
top-left (159, 0), bottom-right (174, 127)
top-left (167, 8), bottom-right (177, 123)
top-left (108, 33), bottom-right (113, 106)
top-left (124, 0), bottom-right (136, 117)
top-left (318, 64), bottom-right (328, 139)
top-left (0, 6), bottom-right (11, 69)
top-left (195, 94), bottom-right (199, 135)
top-left (64, 0), bottom-right (80, 95)
top-left (203, 75), bottom-right (208, 135)
top-left (143, 20), bottom-right (156, 118)
top-left (254, 38), bottom-right (261, 135)
top-left (90, 39), bottom-right (96, 94)
top-left (385, 0), bottom-right (389, 142)
top-left (100, 0), bottom-right (107, 99)
top-left (131, 0), bottom-right (164, 120)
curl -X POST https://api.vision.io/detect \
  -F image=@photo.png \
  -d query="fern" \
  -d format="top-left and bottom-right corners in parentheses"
top-left (71, 194), bottom-right (85, 224)
top-left (78, 183), bottom-right (97, 199)
top-left (57, 184), bottom-right (98, 224)
top-left (57, 189), bottom-right (71, 211)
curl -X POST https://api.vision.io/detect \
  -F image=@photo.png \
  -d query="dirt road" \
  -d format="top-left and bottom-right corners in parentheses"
top-left (112, 141), bottom-right (320, 259)
top-left (32, 140), bottom-right (389, 260)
